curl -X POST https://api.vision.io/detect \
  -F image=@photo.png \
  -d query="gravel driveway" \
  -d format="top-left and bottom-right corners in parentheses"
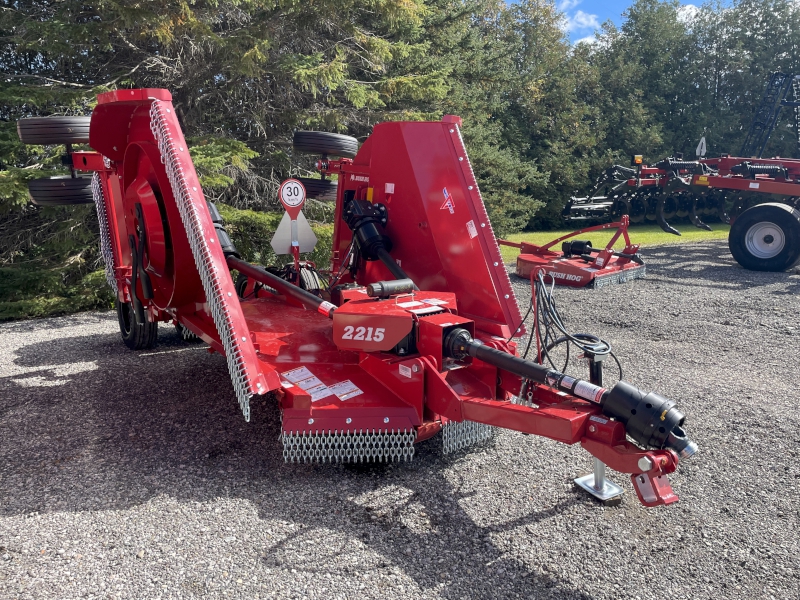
top-left (1, 239), bottom-right (799, 599)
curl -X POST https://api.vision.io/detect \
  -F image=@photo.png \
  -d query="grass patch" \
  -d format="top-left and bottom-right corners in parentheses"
top-left (498, 223), bottom-right (730, 263)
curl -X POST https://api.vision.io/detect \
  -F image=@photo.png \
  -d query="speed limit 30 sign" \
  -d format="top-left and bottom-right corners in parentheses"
top-left (278, 179), bottom-right (306, 219)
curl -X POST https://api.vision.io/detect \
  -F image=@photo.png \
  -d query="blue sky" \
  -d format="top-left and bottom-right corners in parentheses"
top-left (559, 0), bottom-right (697, 44)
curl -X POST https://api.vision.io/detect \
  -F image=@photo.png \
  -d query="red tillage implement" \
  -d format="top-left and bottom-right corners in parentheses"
top-left (23, 89), bottom-right (697, 507)
top-left (499, 216), bottom-right (645, 288)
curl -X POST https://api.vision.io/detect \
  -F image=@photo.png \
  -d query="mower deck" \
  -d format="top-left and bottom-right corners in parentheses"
top-left (242, 295), bottom-right (420, 432)
top-left (515, 252), bottom-right (646, 288)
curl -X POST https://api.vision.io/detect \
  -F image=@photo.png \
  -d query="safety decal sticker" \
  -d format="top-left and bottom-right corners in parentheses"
top-left (399, 364), bottom-right (413, 378)
top-left (441, 188), bottom-right (455, 214)
top-left (281, 366), bottom-right (334, 402)
top-left (573, 380), bottom-right (606, 404)
top-left (397, 300), bottom-right (424, 308)
top-left (466, 220), bottom-right (478, 239)
top-left (421, 298), bottom-right (448, 305)
top-left (329, 380), bottom-right (364, 401)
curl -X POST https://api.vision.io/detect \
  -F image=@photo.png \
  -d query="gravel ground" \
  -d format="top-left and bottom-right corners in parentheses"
top-left (1, 239), bottom-right (799, 600)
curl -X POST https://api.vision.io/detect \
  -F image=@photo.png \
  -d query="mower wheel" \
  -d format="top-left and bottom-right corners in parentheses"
top-left (729, 203), bottom-right (800, 271)
top-left (116, 299), bottom-right (158, 350)
top-left (28, 176), bottom-right (94, 206)
top-left (17, 116), bottom-right (91, 145)
top-left (293, 131), bottom-right (359, 158)
top-left (297, 177), bottom-right (337, 201)
top-left (175, 322), bottom-right (201, 343)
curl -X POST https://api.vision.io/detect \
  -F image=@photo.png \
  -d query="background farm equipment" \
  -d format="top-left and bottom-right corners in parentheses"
top-left (565, 72), bottom-right (800, 272)
top-left (16, 88), bottom-right (697, 507)
top-left (499, 217), bottom-right (645, 289)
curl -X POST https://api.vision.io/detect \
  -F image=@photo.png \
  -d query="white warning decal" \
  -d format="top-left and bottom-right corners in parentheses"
top-left (573, 380), bottom-right (606, 404)
top-left (466, 220), bottom-right (478, 239)
top-left (329, 380), bottom-right (363, 401)
top-left (399, 364), bottom-right (413, 378)
top-left (281, 366), bottom-right (334, 402)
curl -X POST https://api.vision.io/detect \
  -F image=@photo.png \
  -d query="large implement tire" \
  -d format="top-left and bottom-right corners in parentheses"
top-left (293, 131), bottom-right (358, 158)
top-left (729, 203), bottom-right (800, 271)
top-left (28, 176), bottom-right (94, 206)
top-left (17, 116), bottom-right (91, 145)
top-left (297, 177), bottom-right (337, 201)
top-left (116, 299), bottom-right (158, 350)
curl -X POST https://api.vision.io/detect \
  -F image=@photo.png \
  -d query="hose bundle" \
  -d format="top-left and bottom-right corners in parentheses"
top-left (512, 271), bottom-right (622, 379)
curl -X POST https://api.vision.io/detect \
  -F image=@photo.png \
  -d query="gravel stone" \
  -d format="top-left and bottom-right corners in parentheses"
top-left (1, 239), bottom-right (799, 599)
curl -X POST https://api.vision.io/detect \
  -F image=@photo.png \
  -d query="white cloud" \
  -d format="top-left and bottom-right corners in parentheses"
top-left (564, 10), bottom-right (601, 32)
top-left (557, 0), bottom-right (583, 11)
top-left (574, 35), bottom-right (600, 46)
top-left (677, 4), bottom-right (699, 23)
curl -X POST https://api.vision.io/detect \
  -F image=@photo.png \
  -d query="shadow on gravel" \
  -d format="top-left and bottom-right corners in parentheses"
top-left (642, 240), bottom-right (800, 292)
top-left (0, 327), bottom-right (592, 599)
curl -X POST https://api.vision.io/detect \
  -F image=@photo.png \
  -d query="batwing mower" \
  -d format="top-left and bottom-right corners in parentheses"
top-left (17, 88), bottom-right (697, 507)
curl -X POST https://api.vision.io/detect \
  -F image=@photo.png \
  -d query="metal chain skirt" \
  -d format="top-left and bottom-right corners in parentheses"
top-left (282, 429), bottom-right (416, 464)
top-left (90, 173), bottom-right (118, 294)
top-left (149, 100), bottom-right (257, 421)
top-left (441, 419), bottom-right (495, 455)
top-left (593, 266), bottom-right (646, 288)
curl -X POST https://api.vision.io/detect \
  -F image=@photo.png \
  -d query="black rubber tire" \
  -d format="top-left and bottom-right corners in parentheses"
top-left (175, 322), bottom-right (201, 343)
top-left (28, 177), bottom-right (94, 206)
top-left (116, 299), bottom-right (158, 350)
top-left (17, 116), bottom-right (91, 145)
top-left (299, 268), bottom-right (323, 294)
top-left (296, 177), bottom-right (337, 201)
top-left (729, 203), bottom-right (800, 271)
top-left (293, 131), bottom-right (358, 158)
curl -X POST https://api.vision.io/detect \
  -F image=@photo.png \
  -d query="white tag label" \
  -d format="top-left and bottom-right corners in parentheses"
top-left (399, 364), bottom-right (412, 378)
top-left (281, 367), bottom-right (334, 402)
top-left (560, 375), bottom-right (576, 388)
top-left (596, 258), bottom-right (605, 267)
top-left (749, 182), bottom-right (760, 189)
top-left (329, 380), bottom-right (363, 401)
top-left (397, 300), bottom-right (424, 308)
top-left (307, 383), bottom-right (334, 402)
top-left (408, 306), bottom-right (443, 315)
top-left (573, 380), bottom-right (605, 404)
top-left (318, 301), bottom-right (336, 316)
top-left (466, 220), bottom-right (478, 239)
top-left (282, 366), bottom-right (315, 383)
top-left (385, 183), bottom-right (395, 194)
top-left (422, 298), bottom-right (448, 305)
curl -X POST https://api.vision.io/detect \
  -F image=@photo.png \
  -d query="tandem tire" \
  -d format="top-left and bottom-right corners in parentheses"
top-left (293, 131), bottom-right (359, 158)
top-left (17, 116), bottom-right (91, 145)
top-left (28, 176), bottom-right (94, 206)
top-left (116, 299), bottom-right (158, 350)
top-left (728, 202), bottom-right (800, 271)
top-left (296, 177), bottom-right (337, 201)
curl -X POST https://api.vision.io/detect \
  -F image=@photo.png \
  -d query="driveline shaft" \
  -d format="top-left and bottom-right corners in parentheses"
top-left (442, 328), bottom-right (697, 458)
top-left (444, 328), bottom-right (606, 403)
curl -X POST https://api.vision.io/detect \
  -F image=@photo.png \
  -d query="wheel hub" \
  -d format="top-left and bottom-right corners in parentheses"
top-left (745, 221), bottom-right (785, 259)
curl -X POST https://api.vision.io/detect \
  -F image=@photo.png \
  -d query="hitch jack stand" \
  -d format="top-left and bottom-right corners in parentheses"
top-left (574, 352), bottom-right (624, 506)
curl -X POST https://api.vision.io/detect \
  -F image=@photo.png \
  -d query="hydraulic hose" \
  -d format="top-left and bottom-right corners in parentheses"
top-left (375, 247), bottom-right (417, 288)
top-left (443, 328), bottom-right (698, 458)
